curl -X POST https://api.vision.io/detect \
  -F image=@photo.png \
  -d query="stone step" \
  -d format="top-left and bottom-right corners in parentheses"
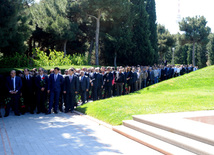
top-left (133, 115), bottom-right (214, 146)
top-left (123, 120), bottom-right (214, 155)
top-left (113, 125), bottom-right (196, 155)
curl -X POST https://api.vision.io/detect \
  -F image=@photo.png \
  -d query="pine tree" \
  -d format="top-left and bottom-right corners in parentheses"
top-left (145, 0), bottom-right (158, 63)
top-left (207, 34), bottom-right (214, 65)
top-left (0, 0), bottom-right (32, 55)
top-left (131, 0), bottom-right (154, 65)
top-left (179, 16), bottom-right (211, 66)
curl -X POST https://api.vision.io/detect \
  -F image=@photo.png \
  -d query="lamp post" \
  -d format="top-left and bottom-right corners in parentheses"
top-left (172, 47), bottom-right (175, 65)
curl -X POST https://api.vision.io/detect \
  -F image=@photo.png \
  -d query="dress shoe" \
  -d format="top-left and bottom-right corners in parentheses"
top-left (4, 114), bottom-right (9, 117)
top-left (30, 111), bottom-right (34, 114)
top-left (15, 113), bottom-right (20, 116)
top-left (45, 112), bottom-right (51, 115)
top-left (36, 112), bottom-right (41, 114)
top-left (54, 111), bottom-right (58, 114)
top-left (0, 114), bottom-right (2, 118)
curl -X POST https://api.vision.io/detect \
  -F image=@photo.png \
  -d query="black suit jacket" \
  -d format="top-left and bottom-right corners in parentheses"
top-left (79, 76), bottom-right (89, 91)
top-left (22, 75), bottom-right (34, 94)
top-left (6, 76), bottom-right (22, 94)
top-left (64, 75), bottom-right (79, 93)
top-left (48, 74), bottom-right (64, 92)
top-left (35, 75), bottom-right (49, 91)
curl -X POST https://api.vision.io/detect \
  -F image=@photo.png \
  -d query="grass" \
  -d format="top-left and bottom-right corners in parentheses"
top-left (0, 65), bottom-right (93, 74)
top-left (77, 65), bottom-right (214, 126)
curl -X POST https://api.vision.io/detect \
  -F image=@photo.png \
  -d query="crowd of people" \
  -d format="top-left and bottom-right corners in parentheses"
top-left (0, 64), bottom-right (198, 118)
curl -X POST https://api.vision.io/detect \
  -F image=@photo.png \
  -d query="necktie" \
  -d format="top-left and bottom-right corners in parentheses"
top-left (70, 76), bottom-right (72, 82)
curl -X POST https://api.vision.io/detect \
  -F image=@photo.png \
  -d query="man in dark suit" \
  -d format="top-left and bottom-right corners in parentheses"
top-left (5, 70), bottom-right (22, 117)
top-left (47, 67), bottom-right (64, 114)
top-left (90, 68), bottom-right (99, 101)
top-left (79, 71), bottom-right (89, 104)
top-left (22, 68), bottom-right (35, 114)
top-left (97, 69), bottom-right (103, 100)
top-left (103, 67), bottom-right (113, 98)
top-left (35, 68), bottom-right (49, 114)
top-left (63, 68), bottom-right (79, 113)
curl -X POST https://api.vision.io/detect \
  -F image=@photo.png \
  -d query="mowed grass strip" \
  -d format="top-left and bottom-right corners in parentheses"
top-left (77, 66), bottom-right (214, 126)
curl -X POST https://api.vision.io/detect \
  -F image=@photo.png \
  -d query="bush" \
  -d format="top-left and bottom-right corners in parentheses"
top-left (0, 52), bottom-right (30, 68)
top-left (32, 48), bottom-right (88, 66)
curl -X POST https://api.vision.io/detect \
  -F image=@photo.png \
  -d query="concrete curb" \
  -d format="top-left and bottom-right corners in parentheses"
top-left (73, 110), bottom-right (113, 130)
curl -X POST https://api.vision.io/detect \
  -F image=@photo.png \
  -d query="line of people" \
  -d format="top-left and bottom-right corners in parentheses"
top-left (0, 64), bottom-right (198, 117)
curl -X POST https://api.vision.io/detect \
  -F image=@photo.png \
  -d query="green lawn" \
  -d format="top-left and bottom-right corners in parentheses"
top-left (77, 66), bottom-right (214, 126)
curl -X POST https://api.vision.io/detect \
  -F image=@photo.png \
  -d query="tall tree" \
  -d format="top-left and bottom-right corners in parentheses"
top-left (30, 0), bottom-right (78, 56)
top-left (80, 0), bottom-right (128, 65)
top-left (157, 24), bottom-right (175, 63)
top-left (207, 33), bottom-right (214, 65)
top-left (130, 0), bottom-right (154, 65)
top-left (102, 1), bottom-right (134, 66)
top-left (145, 0), bottom-right (158, 63)
top-left (0, 0), bottom-right (32, 56)
top-left (179, 16), bottom-right (211, 66)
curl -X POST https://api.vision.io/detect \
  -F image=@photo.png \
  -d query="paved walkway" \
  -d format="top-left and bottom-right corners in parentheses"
top-left (0, 108), bottom-right (162, 155)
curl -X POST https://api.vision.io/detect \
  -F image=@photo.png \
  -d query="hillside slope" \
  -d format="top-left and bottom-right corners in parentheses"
top-left (77, 66), bottom-right (214, 125)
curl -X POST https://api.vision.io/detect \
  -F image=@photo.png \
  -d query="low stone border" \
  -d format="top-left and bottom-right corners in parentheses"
top-left (73, 110), bottom-right (113, 129)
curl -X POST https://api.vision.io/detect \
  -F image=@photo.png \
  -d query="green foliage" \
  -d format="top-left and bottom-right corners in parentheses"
top-left (0, 53), bottom-right (30, 68)
top-left (77, 65), bottom-right (214, 125)
top-left (207, 33), bottom-right (214, 65)
top-left (179, 16), bottom-right (211, 66)
top-left (130, 0), bottom-right (154, 65)
top-left (146, 0), bottom-right (158, 63)
top-left (157, 24), bottom-right (176, 62)
top-left (0, 0), bottom-right (32, 56)
top-left (32, 48), bottom-right (87, 67)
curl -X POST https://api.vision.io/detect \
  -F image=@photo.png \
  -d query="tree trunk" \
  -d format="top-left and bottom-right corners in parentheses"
top-left (114, 51), bottom-right (117, 67)
top-left (88, 40), bottom-right (94, 65)
top-left (28, 36), bottom-right (33, 57)
top-left (64, 40), bottom-right (67, 57)
top-left (192, 42), bottom-right (195, 66)
top-left (95, 11), bottom-right (101, 66)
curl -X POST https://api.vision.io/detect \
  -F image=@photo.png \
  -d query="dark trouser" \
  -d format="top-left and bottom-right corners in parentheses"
top-left (122, 83), bottom-right (126, 95)
top-left (36, 90), bottom-right (47, 113)
top-left (49, 90), bottom-right (60, 113)
top-left (105, 85), bottom-right (112, 98)
top-left (65, 92), bottom-right (75, 112)
top-left (92, 86), bottom-right (98, 101)
top-left (23, 91), bottom-right (35, 113)
top-left (116, 83), bottom-right (123, 96)
top-left (5, 94), bottom-right (20, 115)
top-left (97, 87), bottom-right (102, 100)
top-left (80, 90), bottom-right (86, 104)
top-left (142, 79), bottom-right (147, 88)
top-left (131, 82), bottom-right (135, 92)
top-left (112, 84), bottom-right (116, 96)
top-left (154, 77), bottom-right (158, 84)
top-left (59, 91), bottom-right (63, 111)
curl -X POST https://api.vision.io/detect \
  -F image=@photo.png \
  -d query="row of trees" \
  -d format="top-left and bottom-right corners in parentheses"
top-left (158, 16), bottom-right (214, 68)
top-left (1, 0), bottom-right (214, 68)
top-left (0, 0), bottom-right (158, 66)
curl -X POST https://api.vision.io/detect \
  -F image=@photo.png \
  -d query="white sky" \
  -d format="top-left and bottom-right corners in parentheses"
top-left (156, 0), bottom-right (214, 34)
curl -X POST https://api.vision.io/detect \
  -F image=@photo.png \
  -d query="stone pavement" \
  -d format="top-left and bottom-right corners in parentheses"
top-left (0, 108), bottom-right (162, 155)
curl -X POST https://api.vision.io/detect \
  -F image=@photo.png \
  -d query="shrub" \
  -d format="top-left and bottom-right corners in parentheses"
top-left (32, 48), bottom-right (88, 66)
top-left (0, 52), bottom-right (30, 68)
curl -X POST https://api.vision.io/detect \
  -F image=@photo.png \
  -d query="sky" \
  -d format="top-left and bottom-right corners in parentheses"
top-left (156, 0), bottom-right (214, 34)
